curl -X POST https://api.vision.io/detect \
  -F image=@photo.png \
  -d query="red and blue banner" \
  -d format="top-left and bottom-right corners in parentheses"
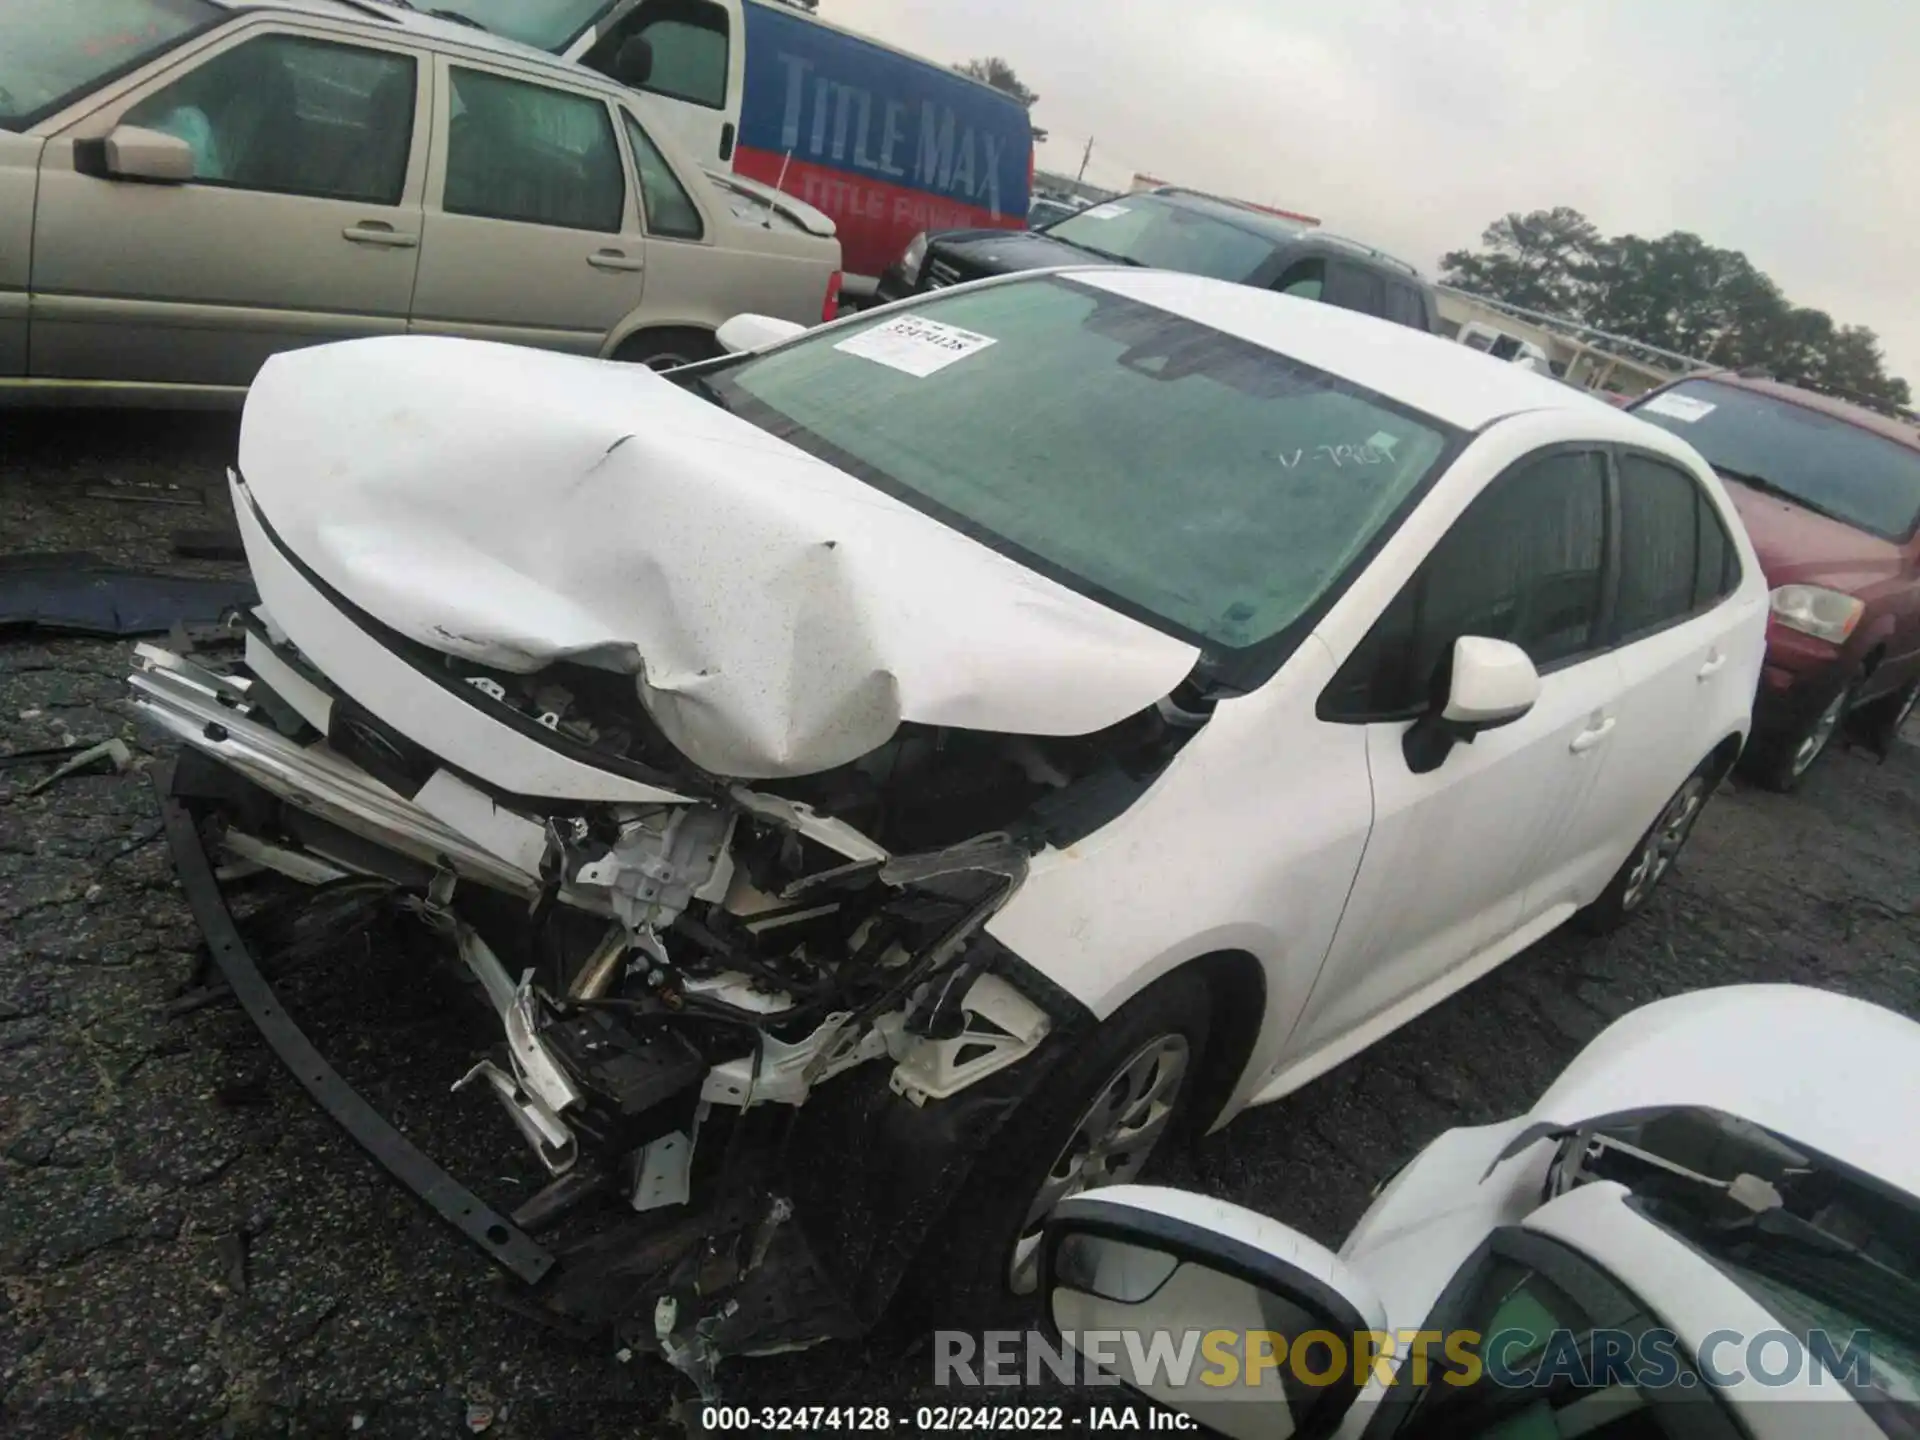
top-left (737, 0), bottom-right (1032, 278)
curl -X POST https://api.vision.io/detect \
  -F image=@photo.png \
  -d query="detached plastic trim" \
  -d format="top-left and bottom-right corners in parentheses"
top-left (154, 762), bottom-right (556, 1285)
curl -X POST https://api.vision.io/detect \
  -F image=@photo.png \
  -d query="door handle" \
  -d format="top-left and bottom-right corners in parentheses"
top-left (342, 222), bottom-right (417, 248)
top-left (1697, 652), bottom-right (1728, 680)
top-left (1569, 717), bottom-right (1616, 754)
top-left (588, 249), bottom-right (644, 272)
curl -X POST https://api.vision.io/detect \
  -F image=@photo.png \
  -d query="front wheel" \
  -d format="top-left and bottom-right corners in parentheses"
top-left (1857, 674), bottom-right (1920, 758)
top-left (914, 970), bottom-right (1213, 1330)
top-left (1742, 672), bottom-right (1859, 793)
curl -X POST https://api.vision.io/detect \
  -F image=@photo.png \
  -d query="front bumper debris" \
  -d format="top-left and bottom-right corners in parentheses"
top-left (154, 760), bottom-right (556, 1285)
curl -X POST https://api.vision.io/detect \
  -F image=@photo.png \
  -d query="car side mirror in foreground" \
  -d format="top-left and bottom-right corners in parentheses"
top-left (716, 313), bottom-right (808, 354)
top-left (75, 126), bottom-right (196, 184)
top-left (1403, 635), bottom-right (1540, 775)
top-left (1045, 1186), bottom-right (1387, 1440)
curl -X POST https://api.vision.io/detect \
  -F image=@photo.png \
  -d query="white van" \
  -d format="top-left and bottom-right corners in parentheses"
top-left (430, 0), bottom-right (1036, 295)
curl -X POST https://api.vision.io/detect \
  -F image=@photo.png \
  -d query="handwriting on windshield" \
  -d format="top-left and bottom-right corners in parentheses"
top-left (1276, 443), bottom-right (1391, 469)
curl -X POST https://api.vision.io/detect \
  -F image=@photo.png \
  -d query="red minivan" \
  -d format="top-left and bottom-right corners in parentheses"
top-left (1630, 374), bottom-right (1920, 789)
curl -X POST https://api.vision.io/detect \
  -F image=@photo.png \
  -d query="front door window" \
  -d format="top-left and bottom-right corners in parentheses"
top-left (124, 33), bottom-right (416, 204)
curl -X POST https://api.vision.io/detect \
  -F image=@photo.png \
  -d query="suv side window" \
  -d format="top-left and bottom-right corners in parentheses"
top-left (621, 111), bottom-right (705, 240)
top-left (1323, 260), bottom-right (1388, 318)
top-left (1612, 453), bottom-right (1741, 640)
top-left (124, 34), bottom-right (416, 204)
top-left (1386, 280), bottom-right (1428, 330)
top-left (1274, 257), bottom-right (1325, 301)
top-left (1323, 450), bottom-right (1609, 720)
top-left (444, 67), bottom-right (625, 233)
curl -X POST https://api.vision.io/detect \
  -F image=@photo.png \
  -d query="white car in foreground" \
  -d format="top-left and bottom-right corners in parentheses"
top-left (132, 267), bottom-right (1766, 1369)
top-left (1045, 984), bottom-right (1920, 1440)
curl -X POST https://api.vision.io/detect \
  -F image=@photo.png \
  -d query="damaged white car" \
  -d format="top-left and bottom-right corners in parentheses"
top-left (131, 268), bottom-right (1768, 1380)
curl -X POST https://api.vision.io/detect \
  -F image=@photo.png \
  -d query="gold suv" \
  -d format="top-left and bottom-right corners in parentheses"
top-left (0, 0), bottom-right (842, 406)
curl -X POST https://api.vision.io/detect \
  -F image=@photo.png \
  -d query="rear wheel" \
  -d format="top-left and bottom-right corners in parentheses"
top-left (613, 328), bottom-right (720, 371)
top-left (914, 969), bottom-right (1212, 1329)
top-left (1577, 758), bottom-right (1719, 933)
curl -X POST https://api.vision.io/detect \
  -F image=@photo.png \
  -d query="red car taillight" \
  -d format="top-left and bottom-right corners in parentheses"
top-left (822, 270), bottom-right (843, 323)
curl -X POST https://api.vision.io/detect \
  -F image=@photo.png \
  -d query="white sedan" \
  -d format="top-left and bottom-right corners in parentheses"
top-left (132, 266), bottom-right (1768, 1357)
top-left (1046, 984), bottom-right (1920, 1439)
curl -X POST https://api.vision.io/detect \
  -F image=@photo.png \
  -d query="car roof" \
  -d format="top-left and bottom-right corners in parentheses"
top-left (1678, 372), bottom-right (1920, 453)
top-left (207, 0), bottom-right (569, 71)
top-left (1071, 268), bottom-right (1619, 430)
top-left (1137, 189), bottom-right (1317, 248)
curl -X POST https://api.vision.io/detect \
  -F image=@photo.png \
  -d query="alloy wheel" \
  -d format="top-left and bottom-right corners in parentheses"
top-left (1792, 687), bottom-right (1852, 778)
top-left (1621, 775), bottom-right (1709, 912)
top-left (1006, 1033), bottom-right (1190, 1295)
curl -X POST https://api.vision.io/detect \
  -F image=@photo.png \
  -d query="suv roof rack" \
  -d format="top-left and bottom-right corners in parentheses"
top-left (1310, 231), bottom-right (1422, 278)
top-left (1148, 186), bottom-right (1319, 228)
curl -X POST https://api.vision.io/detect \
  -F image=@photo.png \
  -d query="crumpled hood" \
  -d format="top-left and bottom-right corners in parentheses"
top-left (237, 336), bottom-right (1200, 779)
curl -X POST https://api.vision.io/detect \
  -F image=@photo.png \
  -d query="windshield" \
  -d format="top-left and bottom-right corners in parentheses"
top-left (1044, 195), bottom-right (1287, 283)
top-left (414, 0), bottom-right (617, 50)
top-left (1634, 379), bottom-right (1920, 541)
top-left (1, 0), bottom-right (217, 129)
top-left (706, 277), bottom-right (1453, 651)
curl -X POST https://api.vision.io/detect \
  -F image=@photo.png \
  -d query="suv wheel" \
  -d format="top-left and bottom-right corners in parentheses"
top-left (1744, 672), bottom-right (1859, 792)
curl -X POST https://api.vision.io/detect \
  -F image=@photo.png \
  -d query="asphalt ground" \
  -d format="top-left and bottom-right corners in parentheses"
top-left (4, 409), bottom-right (1917, 1436)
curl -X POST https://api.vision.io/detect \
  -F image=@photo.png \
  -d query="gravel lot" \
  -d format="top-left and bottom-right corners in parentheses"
top-left (4, 409), bottom-right (1918, 1438)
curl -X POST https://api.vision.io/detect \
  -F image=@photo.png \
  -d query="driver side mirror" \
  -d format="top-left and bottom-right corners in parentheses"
top-left (611, 35), bottom-right (654, 87)
top-left (74, 125), bottom-right (195, 184)
top-left (1045, 1186), bottom-right (1388, 1440)
top-left (716, 312), bottom-right (807, 354)
top-left (1402, 636), bottom-right (1539, 776)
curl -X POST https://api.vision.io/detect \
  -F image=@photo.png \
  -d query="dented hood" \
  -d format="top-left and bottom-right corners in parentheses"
top-left (237, 336), bottom-right (1201, 779)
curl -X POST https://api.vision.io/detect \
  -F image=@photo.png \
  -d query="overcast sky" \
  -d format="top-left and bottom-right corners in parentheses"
top-left (823, 0), bottom-right (1918, 388)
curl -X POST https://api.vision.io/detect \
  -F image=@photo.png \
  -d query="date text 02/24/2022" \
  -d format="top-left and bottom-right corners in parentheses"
top-left (698, 1402), bottom-right (1196, 1431)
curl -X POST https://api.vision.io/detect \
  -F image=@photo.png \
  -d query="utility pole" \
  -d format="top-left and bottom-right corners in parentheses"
top-left (1075, 135), bottom-right (1094, 184)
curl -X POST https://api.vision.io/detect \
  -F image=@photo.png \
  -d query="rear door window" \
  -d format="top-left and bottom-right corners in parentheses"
top-left (1323, 260), bottom-right (1388, 319)
top-left (444, 67), bottom-right (624, 232)
top-left (1385, 281), bottom-right (1428, 329)
top-left (1612, 453), bottom-right (1740, 640)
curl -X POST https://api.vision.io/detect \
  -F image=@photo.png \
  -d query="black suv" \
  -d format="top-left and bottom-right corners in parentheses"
top-left (874, 188), bottom-right (1439, 332)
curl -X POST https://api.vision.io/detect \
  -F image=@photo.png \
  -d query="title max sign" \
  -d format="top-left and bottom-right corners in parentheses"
top-left (739, 2), bottom-right (1031, 218)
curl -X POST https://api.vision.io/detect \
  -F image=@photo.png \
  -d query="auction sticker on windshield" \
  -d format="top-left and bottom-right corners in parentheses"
top-left (835, 317), bottom-right (998, 378)
top-left (1639, 391), bottom-right (1717, 423)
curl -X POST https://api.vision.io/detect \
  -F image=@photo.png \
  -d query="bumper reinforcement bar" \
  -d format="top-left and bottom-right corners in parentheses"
top-left (155, 762), bottom-right (556, 1285)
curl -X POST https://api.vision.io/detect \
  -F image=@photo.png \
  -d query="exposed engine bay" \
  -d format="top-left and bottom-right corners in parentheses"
top-left (133, 602), bottom-right (1209, 1385)
top-left (125, 338), bottom-right (1232, 1389)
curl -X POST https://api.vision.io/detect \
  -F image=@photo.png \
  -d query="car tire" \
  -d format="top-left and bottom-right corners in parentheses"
top-left (910, 968), bottom-right (1214, 1332)
top-left (1742, 671), bottom-right (1860, 793)
top-left (1576, 755), bottom-right (1722, 934)
top-left (1855, 674), bottom-right (1920, 758)
top-left (613, 328), bottom-right (721, 371)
